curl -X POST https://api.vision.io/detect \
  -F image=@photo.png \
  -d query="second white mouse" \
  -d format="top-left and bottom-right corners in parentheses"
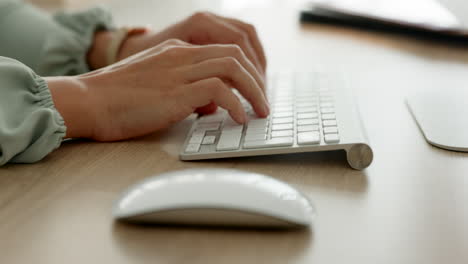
top-left (113, 168), bottom-right (316, 228)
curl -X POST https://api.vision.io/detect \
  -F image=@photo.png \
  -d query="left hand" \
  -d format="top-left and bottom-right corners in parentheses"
top-left (87, 12), bottom-right (267, 116)
top-left (118, 12), bottom-right (267, 76)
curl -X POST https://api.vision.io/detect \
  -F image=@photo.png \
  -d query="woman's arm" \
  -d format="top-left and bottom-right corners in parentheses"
top-left (0, 39), bottom-right (268, 166)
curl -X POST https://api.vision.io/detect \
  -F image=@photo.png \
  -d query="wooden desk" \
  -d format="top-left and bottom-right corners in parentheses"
top-left (1, 0), bottom-right (467, 263)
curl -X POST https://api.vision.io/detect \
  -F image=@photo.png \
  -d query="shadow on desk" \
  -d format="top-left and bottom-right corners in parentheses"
top-left (112, 221), bottom-right (312, 263)
top-left (192, 150), bottom-right (370, 195)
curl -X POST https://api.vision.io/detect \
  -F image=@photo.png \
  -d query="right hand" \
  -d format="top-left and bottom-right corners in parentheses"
top-left (48, 39), bottom-right (269, 141)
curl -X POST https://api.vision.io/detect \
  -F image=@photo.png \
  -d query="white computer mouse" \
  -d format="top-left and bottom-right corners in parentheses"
top-left (113, 168), bottom-right (316, 228)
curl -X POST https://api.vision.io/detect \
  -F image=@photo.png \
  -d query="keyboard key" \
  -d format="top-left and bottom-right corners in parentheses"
top-left (271, 130), bottom-right (293, 138)
top-left (189, 129), bottom-right (206, 144)
top-left (243, 137), bottom-right (293, 149)
top-left (297, 132), bottom-right (320, 145)
top-left (189, 135), bottom-right (204, 144)
top-left (320, 96), bottom-right (334, 102)
top-left (273, 112), bottom-right (293, 118)
top-left (191, 129), bottom-right (205, 138)
top-left (324, 133), bottom-right (340, 143)
top-left (246, 127), bottom-right (268, 135)
top-left (320, 102), bottom-right (333, 108)
top-left (295, 94), bottom-right (317, 100)
top-left (222, 117), bottom-right (244, 131)
top-left (202, 135), bottom-right (216, 145)
top-left (222, 126), bottom-right (243, 134)
top-left (321, 107), bottom-right (335, 114)
top-left (244, 134), bottom-right (267, 141)
top-left (195, 122), bottom-right (220, 131)
top-left (272, 123), bottom-right (293, 131)
top-left (297, 125), bottom-right (319, 132)
top-left (297, 102), bottom-right (316, 108)
top-left (272, 117), bottom-right (293, 124)
top-left (248, 119), bottom-right (268, 127)
top-left (198, 112), bottom-right (225, 124)
top-left (296, 106), bottom-right (318, 113)
top-left (221, 121), bottom-right (243, 135)
top-left (322, 113), bottom-right (336, 120)
top-left (223, 116), bottom-right (240, 126)
top-left (323, 120), bottom-right (337, 127)
top-left (295, 95), bottom-right (318, 101)
top-left (272, 101), bottom-right (293, 107)
top-left (296, 90), bottom-right (318, 95)
top-left (247, 119), bottom-right (268, 129)
top-left (217, 133), bottom-right (241, 151)
top-left (185, 143), bottom-right (200, 153)
top-left (323, 126), bottom-right (338, 134)
top-left (273, 106), bottom-right (293, 112)
top-left (273, 95), bottom-right (293, 101)
top-left (297, 112), bottom-right (318, 119)
top-left (297, 119), bottom-right (319, 126)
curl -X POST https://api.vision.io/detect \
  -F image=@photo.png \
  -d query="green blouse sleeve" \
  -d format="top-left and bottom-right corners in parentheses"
top-left (0, 57), bottom-right (65, 165)
top-left (0, 1), bottom-right (114, 76)
top-left (0, 2), bottom-right (114, 165)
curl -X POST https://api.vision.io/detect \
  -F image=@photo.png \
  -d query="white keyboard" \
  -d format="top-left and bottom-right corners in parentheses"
top-left (180, 72), bottom-right (373, 170)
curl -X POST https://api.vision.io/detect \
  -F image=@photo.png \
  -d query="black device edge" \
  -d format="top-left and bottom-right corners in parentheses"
top-left (300, 8), bottom-right (468, 45)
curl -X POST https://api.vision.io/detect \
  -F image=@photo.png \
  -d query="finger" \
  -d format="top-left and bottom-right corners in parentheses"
top-left (189, 44), bottom-right (265, 94)
top-left (120, 38), bottom-right (191, 64)
top-left (196, 102), bottom-right (218, 115)
top-left (186, 78), bottom-right (246, 123)
top-left (183, 57), bottom-right (269, 117)
top-left (198, 14), bottom-right (264, 76)
top-left (212, 14), bottom-right (267, 72)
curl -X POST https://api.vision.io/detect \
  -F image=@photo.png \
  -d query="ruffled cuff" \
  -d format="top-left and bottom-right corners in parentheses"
top-left (0, 57), bottom-right (66, 165)
top-left (9, 73), bottom-right (66, 164)
top-left (37, 6), bottom-right (114, 76)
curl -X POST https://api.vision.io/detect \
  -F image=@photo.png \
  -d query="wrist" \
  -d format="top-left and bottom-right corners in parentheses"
top-left (87, 27), bottom-right (150, 69)
top-left (115, 27), bottom-right (151, 62)
top-left (87, 30), bottom-right (114, 70)
top-left (46, 76), bottom-right (96, 139)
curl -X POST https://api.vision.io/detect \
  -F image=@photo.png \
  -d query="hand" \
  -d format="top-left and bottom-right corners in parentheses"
top-left (88, 12), bottom-right (267, 116)
top-left (118, 12), bottom-right (267, 76)
top-left (48, 39), bottom-right (269, 141)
